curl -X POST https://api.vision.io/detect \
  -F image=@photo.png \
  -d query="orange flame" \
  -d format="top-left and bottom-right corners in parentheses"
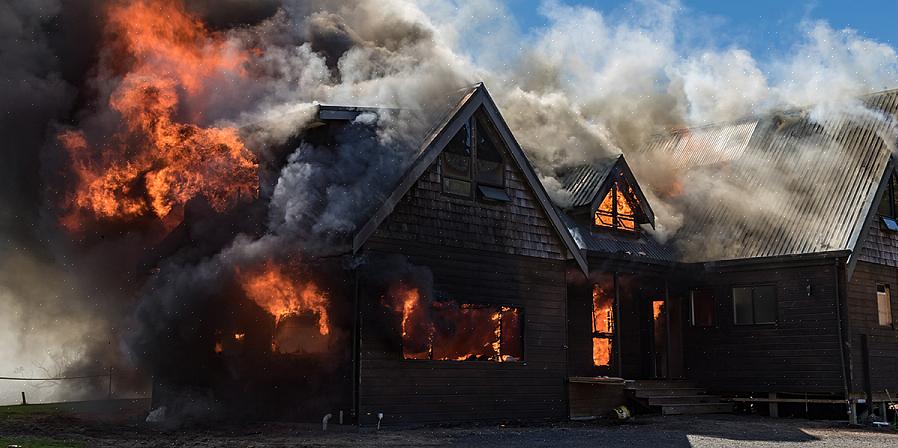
top-left (594, 181), bottom-right (637, 231)
top-left (388, 286), bottom-right (522, 362)
top-left (238, 261), bottom-right (330, 336)
top-left (59, 0), bottom-right (257, 231)
top-left (592, 282), bottom-right (614, 367)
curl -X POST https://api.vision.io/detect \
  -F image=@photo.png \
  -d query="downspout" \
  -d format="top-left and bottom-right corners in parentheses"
top-left (834, 258), bottom-right (852, 411)
top-left (352, 265), bottom-right (361, 423)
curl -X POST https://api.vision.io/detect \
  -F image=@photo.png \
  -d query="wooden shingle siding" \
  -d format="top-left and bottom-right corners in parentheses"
top-left (857, 218), bottom-right (898, 267)
top-left (684, 260), bottom-right (844, 395)
top-left (372, 160), bottom-right (567, 260)
top-left (358, 240), bottom-right (567, 425)
top-left (845, 261), bottom-right (898, 398)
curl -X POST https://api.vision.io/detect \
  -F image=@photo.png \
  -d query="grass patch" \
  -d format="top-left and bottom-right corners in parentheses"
top-left (0, 403), bottom-right (68, 416)
top-left (0, 436), bottom-right (85, 448)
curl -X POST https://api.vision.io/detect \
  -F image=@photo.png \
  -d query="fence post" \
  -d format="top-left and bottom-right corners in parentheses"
top-left (107, 367), bottom-right (113, 399)
top-left (21, 391), bottom-right (26, 405)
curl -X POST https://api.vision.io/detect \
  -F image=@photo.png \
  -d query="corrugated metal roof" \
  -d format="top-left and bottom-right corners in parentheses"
top-left (558, 211), bottom-right (678, 262)
top-left (637, 90), bottom-right (898, 262)
top-left (557, 155), bottom-right (621, 208)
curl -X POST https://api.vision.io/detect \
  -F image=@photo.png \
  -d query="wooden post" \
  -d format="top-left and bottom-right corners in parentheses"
top-left (107, 367), bottom-right (113, 398)
top-left (768, 392), bottom-right (779, 418)
top-left (21, 392), bottom-right (26, 405)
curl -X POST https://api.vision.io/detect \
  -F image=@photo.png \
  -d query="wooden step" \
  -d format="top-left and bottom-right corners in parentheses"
top-left (634, 388), bottom-right (706, 398)
top-left (625, 380), bottom-right (697, 390)
top-left (661, 403), bottom-right (734, 415)
top-left (648, 395), bottom-right (723, 406)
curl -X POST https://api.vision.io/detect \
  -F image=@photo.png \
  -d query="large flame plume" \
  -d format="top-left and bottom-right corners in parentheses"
top-left (58, 0), bottom-right (258, 231)
top-left (238, 260), bottom-right (330, 335)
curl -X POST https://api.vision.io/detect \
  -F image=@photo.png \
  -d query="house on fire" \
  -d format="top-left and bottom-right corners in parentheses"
top-left (174, 84), bottom-right (898, 425)
top-left (558, 89), bottom-right (898, 420)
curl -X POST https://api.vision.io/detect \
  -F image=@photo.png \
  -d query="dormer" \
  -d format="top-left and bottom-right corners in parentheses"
top-left (558, 154), bottom-right (655, 234)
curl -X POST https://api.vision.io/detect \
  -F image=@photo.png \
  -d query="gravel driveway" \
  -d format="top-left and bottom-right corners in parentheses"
top-left (2, 407), bottom-right (897, 447)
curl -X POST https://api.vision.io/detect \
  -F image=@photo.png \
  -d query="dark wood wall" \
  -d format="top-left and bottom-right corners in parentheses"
top-left (684, 259), bottom-right (845, 396)
top-left (358, 241), bottom-right (568, 425)
top-left (356, 153), bottom-right (572, 425)
top-left (845, 261), bottom-right (898, 400)
top-left (371, 158), bottom-right (568, 260)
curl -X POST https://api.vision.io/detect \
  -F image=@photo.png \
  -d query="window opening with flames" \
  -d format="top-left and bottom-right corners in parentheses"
top-left (592, 282), bottom-right (615, 367)
top-left (594, 179), bottom-right (639, 231)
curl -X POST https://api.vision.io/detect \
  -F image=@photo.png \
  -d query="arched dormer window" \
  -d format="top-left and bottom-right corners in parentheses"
top-left (594, 179), bottom-right (638, 232)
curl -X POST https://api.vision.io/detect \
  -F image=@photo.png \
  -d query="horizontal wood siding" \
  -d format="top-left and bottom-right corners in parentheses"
top-left (358, 240), bottom-right (567, 425)
top-left (684, 260), bottom-right (844, 395)
top-left (846, 261), bottom-right (898, 397)
top-left (372, 159), bottom-right (567, 260)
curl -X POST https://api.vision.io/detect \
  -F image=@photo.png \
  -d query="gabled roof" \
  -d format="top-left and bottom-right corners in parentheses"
top-left (557, 154), bottom-right (655, 226)
top-left (351, 83), bottom-right (589, 274)
top-left (550, 154), bottom-right (673, 262)
top-left (636, 89), bottom-right (898, 264)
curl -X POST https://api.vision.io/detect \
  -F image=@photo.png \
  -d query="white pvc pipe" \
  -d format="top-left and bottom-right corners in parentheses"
top-left (322, 413), bottom-right (332, 431)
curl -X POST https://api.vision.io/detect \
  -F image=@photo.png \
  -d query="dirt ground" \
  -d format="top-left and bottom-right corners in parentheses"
top-left (1, 401), bottom-right (897, 447)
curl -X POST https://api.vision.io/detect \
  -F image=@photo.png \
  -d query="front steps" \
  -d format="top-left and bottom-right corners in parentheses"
top-left (626, 380), bottom-right (733, 415)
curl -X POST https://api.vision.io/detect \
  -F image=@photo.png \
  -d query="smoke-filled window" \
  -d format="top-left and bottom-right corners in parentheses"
top-left (592, 281), bottom-right (614, 367)
top-left (402, 302), bottom-right (523, 362)
top-left (441, 110), bottom-right (510, 202)
top-left (594, 179), bottom-right (638, 231)
top-left (733, 285), bottom-right (777, 325)
top-left (475, 116), bottom-right (505, 188)
top-left (441, 123), bottom-right (473, 197)
top-left (689, 289), bottom-right (716, 327)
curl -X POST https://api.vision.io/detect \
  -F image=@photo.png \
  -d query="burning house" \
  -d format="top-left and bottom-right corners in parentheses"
top-left (144, 83), bottom-right (588, 425)
top-left (13, 0), bottom-right (898, 427)
top-left (142, 84), bottom-right (898, 425)
top-left (557, 89), bottom-right (898, 419)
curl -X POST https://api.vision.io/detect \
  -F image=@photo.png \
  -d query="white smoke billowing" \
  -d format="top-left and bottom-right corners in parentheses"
top-left (4, 0), bottom-right (898, 404)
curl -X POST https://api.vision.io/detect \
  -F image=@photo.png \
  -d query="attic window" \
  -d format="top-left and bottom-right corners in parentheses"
top-left (879, 174), bottom-right (898, 231)
top-left (594, 180), bottom-right (638, 231)
top-left (441, 123), bottom-right (473, 197)
top-left (441, 111), bottom-right (509, 202)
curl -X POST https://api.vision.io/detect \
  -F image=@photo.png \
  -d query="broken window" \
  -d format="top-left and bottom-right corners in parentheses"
top-left (402, 302), bottom-right (523, 362)
top-left (441, 111), bottom-right (510, 202)
top-left (877, 284), bottom-right (893, 327)
top-left (689, 289), bottom-right (715, 327)
top-left (592, 282), bottom-right (614, 367)
top-left (733, 285), bottom-right (777, 325)
top-left (594, 180), bottom-right (638, 231)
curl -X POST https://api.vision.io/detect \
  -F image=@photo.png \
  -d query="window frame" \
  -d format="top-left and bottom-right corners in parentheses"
top-left (732, 284), bottom-right (778, 325)
top-left (876, 283), bottom-right (894, 328)
top-left (689, 288), bottom-right (716, 327)
top-left (593, 179), bottom-right (640, 233)
top-left (440, 114), bottom-right (510, 203)
top-left (400, 300), bottom-right (526, 363)
top-left (591, 282), bottom-right (615, 368)
top-left (878, 174), bottom-right (898, 218)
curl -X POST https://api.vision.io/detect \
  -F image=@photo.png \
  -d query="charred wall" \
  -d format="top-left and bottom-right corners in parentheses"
top-left (845, 261), bottom-right (898, 400)
top-left (684, 258), bottom-right (844, 396)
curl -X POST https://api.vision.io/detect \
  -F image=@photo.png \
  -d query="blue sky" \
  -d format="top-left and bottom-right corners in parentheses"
top-left (510, 0), bottom-right (898, 61)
